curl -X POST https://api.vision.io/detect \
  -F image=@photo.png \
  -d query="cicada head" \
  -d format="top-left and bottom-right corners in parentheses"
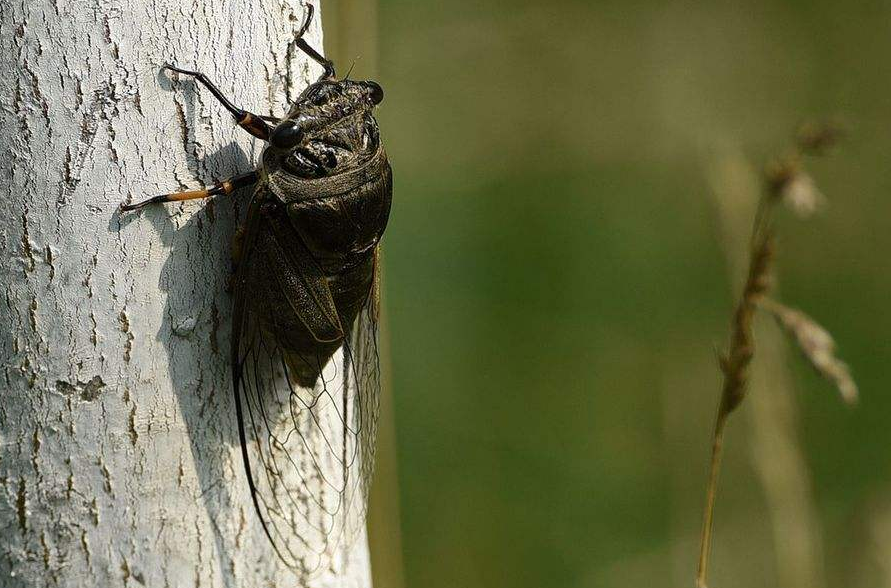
top-left (262, 79), bottom-right (384, 188)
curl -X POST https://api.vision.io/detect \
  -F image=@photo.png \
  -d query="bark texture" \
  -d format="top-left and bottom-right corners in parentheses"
top-left (0, 1), bottom-right (371, 586)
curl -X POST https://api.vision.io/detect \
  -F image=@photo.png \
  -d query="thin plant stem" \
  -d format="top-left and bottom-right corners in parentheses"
top-left (696, 197), bottom-right (776, 588)
top-left (696, 124), bottom-right (851, 588)
top-left (697, 410), bottom-right (729, 588)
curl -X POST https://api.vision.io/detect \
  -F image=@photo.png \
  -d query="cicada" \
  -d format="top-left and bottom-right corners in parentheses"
top-left (122, 4), bottom-right (391, 576)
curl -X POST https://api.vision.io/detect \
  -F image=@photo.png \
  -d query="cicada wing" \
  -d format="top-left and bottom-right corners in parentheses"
top-left (341, 245), bottom-right (383, 539)
top-left (231, 198), bottom-right (382, 576)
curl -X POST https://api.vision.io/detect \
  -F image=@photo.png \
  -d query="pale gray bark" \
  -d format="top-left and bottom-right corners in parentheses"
top-left (0, 1), bottom-right (371, 587)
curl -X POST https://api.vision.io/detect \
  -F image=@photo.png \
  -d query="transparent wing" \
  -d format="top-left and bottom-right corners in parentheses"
top-left (231, 217), bottom-right (381, 576)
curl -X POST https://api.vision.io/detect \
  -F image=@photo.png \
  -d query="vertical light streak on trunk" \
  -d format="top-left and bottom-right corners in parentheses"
top-left (323, 0), bottom-right (379, 74)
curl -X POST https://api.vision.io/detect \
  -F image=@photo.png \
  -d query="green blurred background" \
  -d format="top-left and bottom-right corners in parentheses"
top-left (330, 1), bottom-right (891, 587)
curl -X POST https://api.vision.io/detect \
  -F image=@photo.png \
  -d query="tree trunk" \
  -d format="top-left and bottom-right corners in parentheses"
top-left (0, 1), bottom-right (372, 587)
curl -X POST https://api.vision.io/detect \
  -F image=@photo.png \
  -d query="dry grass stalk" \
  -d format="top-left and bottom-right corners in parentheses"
top-left (696, 123), bottom-right (855, 588)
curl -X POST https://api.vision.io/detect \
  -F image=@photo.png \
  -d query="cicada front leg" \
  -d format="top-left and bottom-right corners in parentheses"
top-left (162, 64), bottom-right (279, 140)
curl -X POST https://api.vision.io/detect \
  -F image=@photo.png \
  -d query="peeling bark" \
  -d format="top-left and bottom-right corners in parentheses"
top-left (0, 1), bottom-right (372, 586)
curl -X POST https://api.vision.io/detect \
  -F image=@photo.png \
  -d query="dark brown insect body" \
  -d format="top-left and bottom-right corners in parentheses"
top-left (122, 4), bottom-right (390, 575)
top-left (242, 77), bottom-right (391, 387)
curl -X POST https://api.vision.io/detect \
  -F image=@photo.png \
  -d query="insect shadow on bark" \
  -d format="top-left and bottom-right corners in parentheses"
top-left (113, 88), bottom-right (258, 583)
top-left (161, 144), bottom-right (249, 588)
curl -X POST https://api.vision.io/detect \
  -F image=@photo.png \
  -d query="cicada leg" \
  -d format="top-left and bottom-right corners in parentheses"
top-left (292, 4), bottom-right (336, 82)
top-left (121, 171), bottom-right (258, 212)
top-left (226, 225), bottom-right (248, 293)
top-left (231, 225), bottom-right (246, 266)
top-left (162, 64), bottom-right (279, 140)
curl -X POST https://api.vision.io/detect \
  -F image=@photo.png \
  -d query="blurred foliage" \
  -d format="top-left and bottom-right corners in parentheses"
top-left (360, 0), bottom-right (891, 586)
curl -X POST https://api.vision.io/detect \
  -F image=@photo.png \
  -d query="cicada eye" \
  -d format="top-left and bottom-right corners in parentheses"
top-left (270, 120), bottom-right (305, 149)
top-left (366, 81), bottom-right (384, 105)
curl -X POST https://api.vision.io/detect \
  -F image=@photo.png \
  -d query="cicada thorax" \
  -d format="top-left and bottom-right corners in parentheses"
top-left (244, 78), bottom-right (392, 388)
